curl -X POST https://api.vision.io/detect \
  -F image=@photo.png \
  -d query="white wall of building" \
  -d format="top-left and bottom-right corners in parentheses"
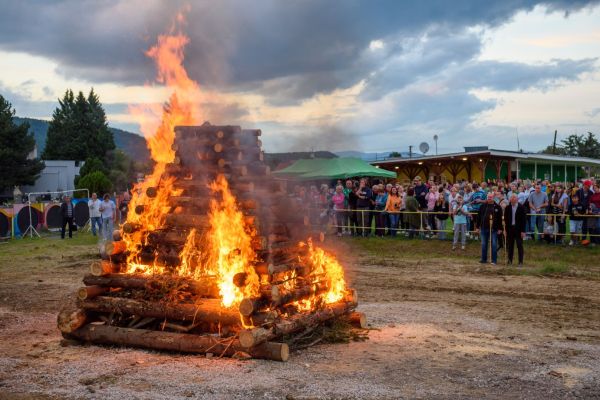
top-left (22, 160), bottom-right (82, 194)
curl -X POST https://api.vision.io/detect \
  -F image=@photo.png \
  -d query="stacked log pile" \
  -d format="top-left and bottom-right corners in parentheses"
top-left (58, 123), bottom-right (364, 362)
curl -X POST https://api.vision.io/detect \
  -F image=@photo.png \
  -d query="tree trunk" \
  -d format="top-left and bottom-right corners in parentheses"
top-left (67, 324), bottom-right (288, 361)
top-left (77, 285), bottom-right (107, 300)
top-left (78, 296), bottom-right (241, 326)
top-left (82, 273), bottom-right (220, 298)
top-left (57, 305), bottom-right (88, 334)
top-left (239, 300), bottom-right (356, 347)
top-left (270, 282), bottom-right (328, 306)
top-left (90, 260), bottom-right (122, 276)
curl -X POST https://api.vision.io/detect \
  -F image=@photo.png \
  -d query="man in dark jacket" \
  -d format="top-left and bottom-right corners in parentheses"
top-left (504, 194), bottom-right (526, 266)
top-left (60, 195), bottom-right (74, 239)
top-left (577, 180), bottom-right (592, 240)
top-left (356, 178), bottom-right (373, 237)
top-left (413, 176), bottom-right (428, 210)
top-left (476, 193), bottom-right (503, 265)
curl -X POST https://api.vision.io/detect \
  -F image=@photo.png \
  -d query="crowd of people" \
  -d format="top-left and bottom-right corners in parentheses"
top-left (292, 176), bottom-right (600, 261)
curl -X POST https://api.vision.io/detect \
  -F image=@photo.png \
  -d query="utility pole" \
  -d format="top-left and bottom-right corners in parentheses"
top-left (552, 130), bottom-right (557, 154)
top-left (409, 145), bottom-right (413, 159)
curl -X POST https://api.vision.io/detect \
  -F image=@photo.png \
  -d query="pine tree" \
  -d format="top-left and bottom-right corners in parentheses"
top-left (0, 95), bottom-right (45, 191)
top-left (42, 89), bottom-right (115, 162)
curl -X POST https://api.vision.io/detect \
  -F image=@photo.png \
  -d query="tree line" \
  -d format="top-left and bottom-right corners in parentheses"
top-left (0, 90), bottom-right (148, 195)
top-left (540, 131), bottom-right (600, 159)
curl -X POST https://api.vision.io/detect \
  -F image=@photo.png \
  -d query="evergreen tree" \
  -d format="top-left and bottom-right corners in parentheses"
top-left (0, 95), bottom-right (45, 191)
top-left (76, 170), bottom-right (112, 195)
top-left (42, 89), bottom-right (115, 162)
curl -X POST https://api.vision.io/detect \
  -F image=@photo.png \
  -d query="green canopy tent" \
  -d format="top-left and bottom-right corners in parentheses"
top-left (273, 157), bottom-right (396, 180)
top-left (271, 158), bottom-right (331, 178)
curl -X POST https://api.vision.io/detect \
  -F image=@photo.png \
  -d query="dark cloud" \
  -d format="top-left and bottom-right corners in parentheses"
top-left (0, 0), bottom-right (597, 93)
top-left (450, 58), bottom-right (598, 91)
top-left (1, 0), bottom-right (599, 153)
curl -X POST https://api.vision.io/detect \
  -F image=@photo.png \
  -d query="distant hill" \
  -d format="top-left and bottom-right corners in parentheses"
top-left (334, 150), bottom-right (421, 161)
top-left (13, 117), bottom-right (149, 161)
top-left (264, 151), bottom-right (337, 170)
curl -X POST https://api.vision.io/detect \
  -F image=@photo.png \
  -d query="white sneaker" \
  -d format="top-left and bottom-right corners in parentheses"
top-left (461, 246), bottom-right (465, 250)
top-left (569, 240), bottom-right (574, 246)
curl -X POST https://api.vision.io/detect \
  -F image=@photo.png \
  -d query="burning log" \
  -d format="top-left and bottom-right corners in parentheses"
top-left (101, 240), bottom-right (127, 256)
top-left (82, 273), bottom-right (220, 298)
top-left (146, 187), bottom-right (158, 198)
top-left (67, 324), bottom-right (289, 361)
top-left (238, 300), bottom-right (357, 348)
top-left (271, 282), bottom-right (328, 306)
top-left (146, 230), bottom-right (205, 247)
top-left (123, 222), bottom-right (142, 234)
top-left (138, 251), bottom-right (180, 267)
top-left (90, 260), bottom-right (122, 276)
top-left (238, 297), bottom-right (270, 317)
top-left (78, 296), bottom-right (241, 326)
top-left (165, 214), bottom-right (209, 228)
top-left (267, 263), bottom-right (309, 276)
top-left (175, 125), bottom-right (240, 140)
top-left (241, 310), bottom-right (278, 327)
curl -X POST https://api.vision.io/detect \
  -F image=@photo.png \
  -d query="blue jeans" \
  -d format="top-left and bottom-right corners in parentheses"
top-left (102, 218), bottom-right (114, 242)
top-left (530, 213), bottom-right (545, 240)
top-left (90, 217), bottom-right (102, 236)
top-left (480, 229), bottom-right (498, 263)
top-left (388, 214), bottom-right (400, 236)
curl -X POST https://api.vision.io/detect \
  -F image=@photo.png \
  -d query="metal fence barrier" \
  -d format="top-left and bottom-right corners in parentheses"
top-left (306, 208), bottom-right (600, 242)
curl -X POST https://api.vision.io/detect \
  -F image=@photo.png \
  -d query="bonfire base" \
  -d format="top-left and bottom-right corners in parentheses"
top-left (65, 324), bottom-right (289, 361)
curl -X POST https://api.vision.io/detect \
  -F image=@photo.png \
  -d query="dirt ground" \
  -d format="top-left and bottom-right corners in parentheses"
top-left (1, 234), bottom-right (600, 399)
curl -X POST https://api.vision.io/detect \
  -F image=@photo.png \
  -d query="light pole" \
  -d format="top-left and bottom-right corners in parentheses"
top-left (433, 135), bottom-right (438, 155)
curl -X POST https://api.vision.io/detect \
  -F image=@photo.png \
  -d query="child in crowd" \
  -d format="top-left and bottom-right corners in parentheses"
top-left (569, 195), bottom-right (585, 245)
top-left (452, 195), bottom-right (468, 250)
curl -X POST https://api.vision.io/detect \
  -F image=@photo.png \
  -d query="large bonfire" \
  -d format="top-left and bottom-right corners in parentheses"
top-left (57, 14), bottom-right (362, 361)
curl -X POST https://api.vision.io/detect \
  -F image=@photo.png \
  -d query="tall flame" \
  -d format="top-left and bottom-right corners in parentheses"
top-left (206, 175), bottom-right (260, 307)
top-left (124, 11), bottom-right (200, 267)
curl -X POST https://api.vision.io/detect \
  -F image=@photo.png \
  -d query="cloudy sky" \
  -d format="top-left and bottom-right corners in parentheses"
top-left (1, 0), bottom-right (599, 155)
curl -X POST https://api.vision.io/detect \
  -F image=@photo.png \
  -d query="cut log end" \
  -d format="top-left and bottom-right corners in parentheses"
top-left (239, 327), bottom-right (272, 348)
top-left (348, 311), bottom-right (367, 329)
top-left (239, 298), bottom-right (258, 317)
top-left (77, 285), bottom-right (107, 301)
top-left (57, 307), bottom-right (87, 334)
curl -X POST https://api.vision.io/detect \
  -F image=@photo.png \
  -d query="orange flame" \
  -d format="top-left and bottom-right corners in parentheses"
top-left (206, 175), bottom-right (260, 307)
top-left (124, 10), bottom-right (200, 269)
top-left (304, 239), bottom-right (347, 304)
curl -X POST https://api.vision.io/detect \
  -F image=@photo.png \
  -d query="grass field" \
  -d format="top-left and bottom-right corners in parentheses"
top-left (344, 235), bottom-right (600, 279)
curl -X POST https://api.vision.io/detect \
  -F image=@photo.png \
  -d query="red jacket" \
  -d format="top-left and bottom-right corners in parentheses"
top-left (590, 192), bottom-right (600, 209)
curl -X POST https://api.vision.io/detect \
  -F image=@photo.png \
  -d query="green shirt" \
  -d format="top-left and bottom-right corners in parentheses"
top-left (343, 188), bottom-right (352, 207)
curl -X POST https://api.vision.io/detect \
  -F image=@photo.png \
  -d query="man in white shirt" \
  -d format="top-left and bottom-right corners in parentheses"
top-left (88, 193), bottom-right (102, 237)
top-left (99, 194), bottom-right (116, 242)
